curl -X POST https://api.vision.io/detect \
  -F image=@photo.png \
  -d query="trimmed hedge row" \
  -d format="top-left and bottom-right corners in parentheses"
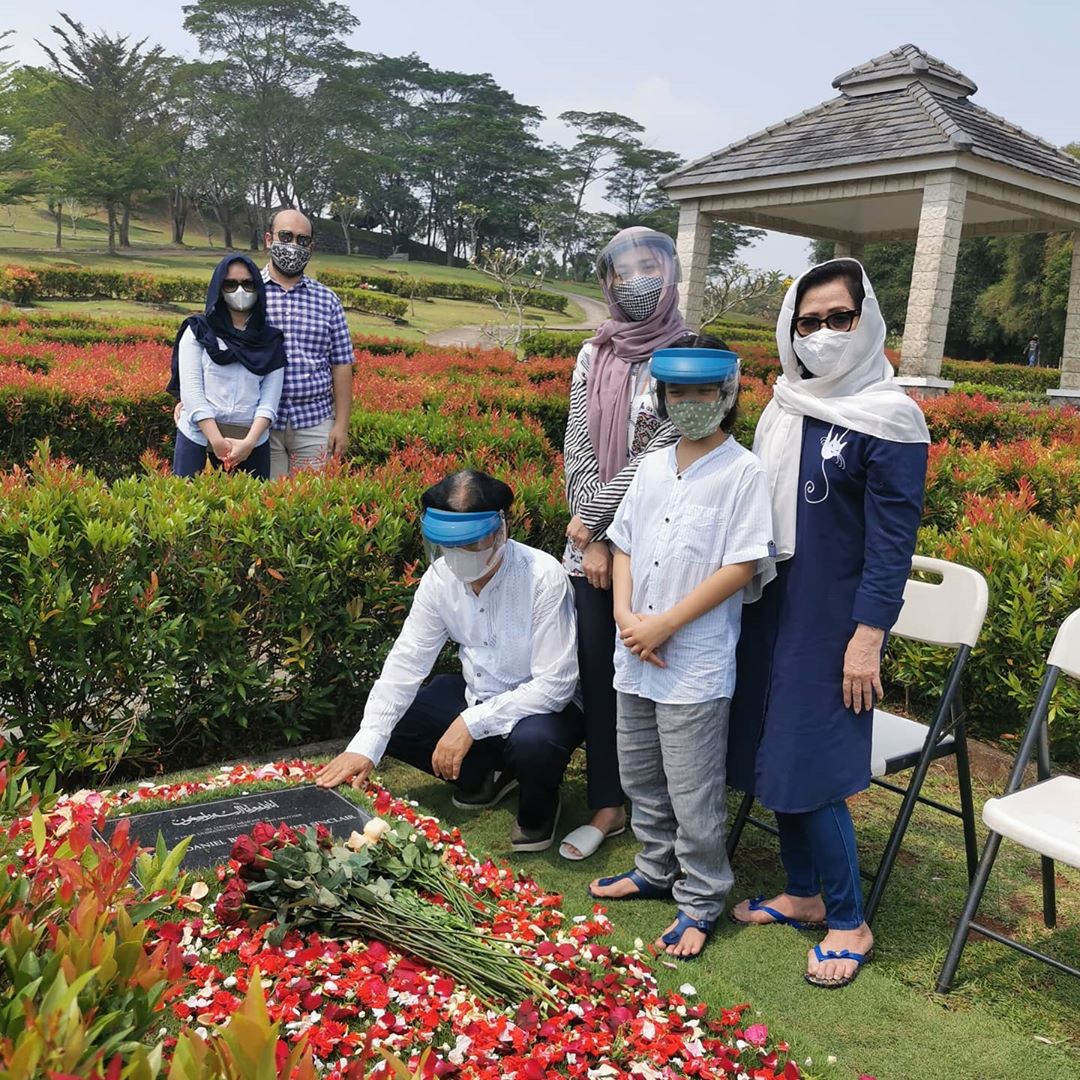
top-left (0, 448), bottom-right (567, 780)
top-left (940, 359), bottom-right (1061, 392)
top-left (521, 321), bottom-right (774, 359)
top-left (316, 268), bottom-right (569, 314)
top-left (0, 263), bottom-right (570, 316)
top-left (5, 447), bottom-right (1080, 778)
top-left (336, 287), bottom-right (409, 320)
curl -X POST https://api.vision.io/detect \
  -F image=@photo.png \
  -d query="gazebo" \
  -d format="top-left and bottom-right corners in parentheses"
top-left (660, 44), bottom-right (1080, 400)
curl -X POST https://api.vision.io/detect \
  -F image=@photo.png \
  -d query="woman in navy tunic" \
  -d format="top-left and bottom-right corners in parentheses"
top-left (727, 260), bottom-right (929, 988)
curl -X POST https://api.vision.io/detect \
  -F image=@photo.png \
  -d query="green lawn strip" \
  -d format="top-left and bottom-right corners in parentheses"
top-left (21, 295), bottom-right (582, 343)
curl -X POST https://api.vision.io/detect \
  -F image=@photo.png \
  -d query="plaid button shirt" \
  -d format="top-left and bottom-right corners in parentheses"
top-left (262, 267), bottom-right (354, 430)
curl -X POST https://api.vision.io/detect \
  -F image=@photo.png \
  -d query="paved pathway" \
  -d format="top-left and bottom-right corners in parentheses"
top-left (423, 284), bottom-right (607, 349)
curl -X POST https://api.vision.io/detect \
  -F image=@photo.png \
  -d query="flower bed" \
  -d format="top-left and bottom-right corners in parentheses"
top-left (4, 757), bottom-right (805, 1079)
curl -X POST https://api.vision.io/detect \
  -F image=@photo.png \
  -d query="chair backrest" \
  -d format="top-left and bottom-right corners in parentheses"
top-left (1047, 608), bottom-right (1080, 680)
top-left (892, 555), bottom-right (989, 649)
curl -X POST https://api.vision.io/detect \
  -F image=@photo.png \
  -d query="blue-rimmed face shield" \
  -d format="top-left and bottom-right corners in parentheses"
top-left (420, 508), bottom-right (507, 583)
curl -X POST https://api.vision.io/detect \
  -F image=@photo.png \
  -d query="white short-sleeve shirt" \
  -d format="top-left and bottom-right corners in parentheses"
top-left (607, 437), bottom-right (773, 704)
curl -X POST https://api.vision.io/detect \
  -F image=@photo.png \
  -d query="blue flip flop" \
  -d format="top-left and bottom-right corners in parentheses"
top-left (659, 909), bottom-right (715, 961)
top-left (804, 944), bottom-right (874, 988)
top-left (729, 895), bottom-right (827, 932)
top-left (587, 868), bottom-right (672, 901)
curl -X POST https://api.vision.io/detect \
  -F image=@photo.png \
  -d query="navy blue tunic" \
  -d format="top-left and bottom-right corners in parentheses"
top-left (726, 416), bottom-right (927, 814)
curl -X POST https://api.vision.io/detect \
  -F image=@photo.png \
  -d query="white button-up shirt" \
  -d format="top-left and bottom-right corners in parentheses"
top-left (608, 438), bottom-right (773, 704)
top-left (346, 540), bottom-right (579, 764)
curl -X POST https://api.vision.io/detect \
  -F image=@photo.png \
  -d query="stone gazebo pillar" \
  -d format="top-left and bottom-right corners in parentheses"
top-left (897, 171), bottom-right (968, 397)
top-left (675, 200), bottom-right (713, 330)
top-left (1048, 231), bottom-right (1080, 405)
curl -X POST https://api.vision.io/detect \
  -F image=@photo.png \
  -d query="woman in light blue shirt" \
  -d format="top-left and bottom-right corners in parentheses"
top-left (167, 253), bottom-right (287, 479)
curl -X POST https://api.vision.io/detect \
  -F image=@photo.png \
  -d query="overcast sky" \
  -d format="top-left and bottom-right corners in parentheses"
top-left (6, 0), bottom-right (1080, 272)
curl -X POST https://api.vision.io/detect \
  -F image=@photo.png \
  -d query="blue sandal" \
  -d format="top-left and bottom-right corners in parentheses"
top-left (587, 868), bottom-right (672, 901)
top-left (804, 944), bottom-right (874, 988)
top-left (659, 909), bottom-right (715, 961)
top-left (729, 895), bottom-right (827, 932)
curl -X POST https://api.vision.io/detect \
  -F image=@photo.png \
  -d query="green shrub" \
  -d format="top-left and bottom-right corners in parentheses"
top-left (337, 287), bottom-right (409, 319)
top-left (0, 265), bottom-right (41, 305)
top-left (885, 500), bottom-right (1080, 764)
top-left (941, 358), bottom-right (1061, 393)
top-left (0, 447), bottom-right (567, 780)
top-left (317, 268), bottom-right (569, 313)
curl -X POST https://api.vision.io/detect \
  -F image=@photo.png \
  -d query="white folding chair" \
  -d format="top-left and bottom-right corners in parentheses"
top-left (937, 608), bottom-right (1080, 991)
top-left (727, 555), bottom-right (989, 926)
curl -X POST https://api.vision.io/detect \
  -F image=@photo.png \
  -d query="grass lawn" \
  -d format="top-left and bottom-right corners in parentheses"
top-left (350, 751), bottom-right (1079, 1080)
top-left (25, 293), bottom-right (586, 344)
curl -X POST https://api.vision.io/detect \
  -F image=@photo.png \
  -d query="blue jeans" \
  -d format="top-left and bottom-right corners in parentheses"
top-left (777, 801), bottom-right (864, 930)
top-left (172, 429), bottom-right (270, 479)
top-left (385, 674), bottom-right (582, 829)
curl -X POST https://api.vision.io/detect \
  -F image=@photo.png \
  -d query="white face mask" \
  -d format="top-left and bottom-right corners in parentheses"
top-left (442, 543), bottom-right (502, 583)
top-left (792, 327), bottom-right (855, 377)
top-left (223, 288), bottom-right (257, 312)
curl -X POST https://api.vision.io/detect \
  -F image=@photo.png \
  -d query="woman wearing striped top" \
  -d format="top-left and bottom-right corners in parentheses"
top-left (558, 227), bottom-right (691, 861)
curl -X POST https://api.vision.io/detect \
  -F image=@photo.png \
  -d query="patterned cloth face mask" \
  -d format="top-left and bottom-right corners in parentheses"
top-left (666, 398), bottom-right (727, 440)
top-left (612, 275), bottom-right (664, 321)
top-left (270, 241), bottom-right (312, 277)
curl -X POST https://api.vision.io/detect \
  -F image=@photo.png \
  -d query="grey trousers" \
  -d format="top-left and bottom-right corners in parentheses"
top-left (616, 691), bottom-right (734, 922)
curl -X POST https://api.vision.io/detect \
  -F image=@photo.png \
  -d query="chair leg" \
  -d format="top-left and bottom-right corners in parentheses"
top-left (1041, 856), bottom-right (1057, 929)
top-left (936, 831), bottom-right (1005, 993)
top-left (953, 721), bottom-right (979, 882)
top-left (865, 760), bottom-right (936, 926)
top-left (726, 790), bottom-right (754, 859)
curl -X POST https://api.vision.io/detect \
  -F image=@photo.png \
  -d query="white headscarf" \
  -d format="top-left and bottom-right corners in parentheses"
top-left (750, 259), bottom-right (929, 596)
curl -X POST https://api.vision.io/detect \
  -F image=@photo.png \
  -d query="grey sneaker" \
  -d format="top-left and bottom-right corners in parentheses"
top-left (451, 769), bottom-right (519, 810)
top-left (510, 800), bottom-right (561, 853)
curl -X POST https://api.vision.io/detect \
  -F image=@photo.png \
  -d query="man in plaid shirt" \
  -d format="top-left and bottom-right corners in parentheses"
top-left (262, 208), bottom-right (354, 478)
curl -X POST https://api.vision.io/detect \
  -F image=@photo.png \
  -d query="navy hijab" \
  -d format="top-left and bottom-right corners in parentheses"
top-left (166, 254), bottom-right (287, 398)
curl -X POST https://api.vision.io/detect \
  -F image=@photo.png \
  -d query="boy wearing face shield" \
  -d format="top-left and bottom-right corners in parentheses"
top-left (316, 470), bottom-right (582, 853)
top-left (587, 337), bottom-right (774, 960)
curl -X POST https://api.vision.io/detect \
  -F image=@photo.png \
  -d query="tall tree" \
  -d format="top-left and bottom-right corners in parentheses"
top-left (556, 110), bottom-right (644, 272)
top-left (182, 0), bottom-right (359, 239)
top-left (35, 15), bottom-right (175, 252)
top-left (603, 141), bottom-right (684, 235)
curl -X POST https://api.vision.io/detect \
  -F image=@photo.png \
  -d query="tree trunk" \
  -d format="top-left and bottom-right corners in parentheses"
top-left (171, 187), bottom-right (188, 245)
top-left (50, 201), bottom-right (62, 249)
top-left (106, 202), bottom-right (117, 254)
top-left (119, 202), bottom-right (131, 248)
top-left (339, 216), bottom-right (352, 256)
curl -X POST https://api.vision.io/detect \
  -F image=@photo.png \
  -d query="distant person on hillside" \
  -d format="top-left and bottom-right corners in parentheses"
top-left (1026, 335), bottom-right (1040, 367)
top-left (262, 208), bottom-right (354, 477)
top-left (168, 253), bottom-right (286, 479)
top-left (558, 227), bottom-right (690, 862)
top-left (316, 470), bottom-right (581, 853)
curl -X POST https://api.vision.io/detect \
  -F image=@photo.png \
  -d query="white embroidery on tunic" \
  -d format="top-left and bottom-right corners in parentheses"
top-left (804, 426), bottom-right (849, 505)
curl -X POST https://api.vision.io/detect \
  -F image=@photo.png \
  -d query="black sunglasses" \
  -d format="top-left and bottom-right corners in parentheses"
top-left (222, 278), bottom-right (257, 293)
top-left (793, 309), bottom-right (861, 337)
top-left (272, 230), bottom-right (313, 248)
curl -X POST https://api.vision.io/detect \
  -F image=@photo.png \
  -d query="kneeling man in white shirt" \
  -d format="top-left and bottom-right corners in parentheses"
top-left (316, 469), bottom-right (581, 852)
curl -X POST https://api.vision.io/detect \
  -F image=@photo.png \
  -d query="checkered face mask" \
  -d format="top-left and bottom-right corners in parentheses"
top-left (612, 275), bottom-right (664, 321)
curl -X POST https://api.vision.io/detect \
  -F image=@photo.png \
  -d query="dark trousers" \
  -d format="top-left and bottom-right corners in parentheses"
top-left (385, 673), bottom-right (583, 829)
top-left (172, 429), bottom-right (271, 480)
top-left (571, 576), bottom-right (624, 809)
top-left (777, 801), bottom-right (864, 930)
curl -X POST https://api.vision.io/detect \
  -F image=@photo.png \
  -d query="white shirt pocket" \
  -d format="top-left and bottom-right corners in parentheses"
top-left (673, 506), bottom-right (727, 566)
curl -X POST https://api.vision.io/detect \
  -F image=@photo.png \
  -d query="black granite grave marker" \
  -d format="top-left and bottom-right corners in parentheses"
top-left (99, 785), bottom-right (371, 871)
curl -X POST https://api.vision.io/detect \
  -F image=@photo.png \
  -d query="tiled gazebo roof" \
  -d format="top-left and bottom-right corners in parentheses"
top-left (662, 44), bottom-right (1080, 192)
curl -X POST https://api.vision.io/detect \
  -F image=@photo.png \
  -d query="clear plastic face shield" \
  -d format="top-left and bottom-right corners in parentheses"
top-left (420, 508), bottom-right (508, 584)
top-left (596, 230), bottom-right (680, 322)
top-left (650, 348), bottom-right (741, 440)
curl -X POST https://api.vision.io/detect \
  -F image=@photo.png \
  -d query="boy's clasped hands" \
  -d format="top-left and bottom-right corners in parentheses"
top-left (616, 609), bottom-right (672, 668)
